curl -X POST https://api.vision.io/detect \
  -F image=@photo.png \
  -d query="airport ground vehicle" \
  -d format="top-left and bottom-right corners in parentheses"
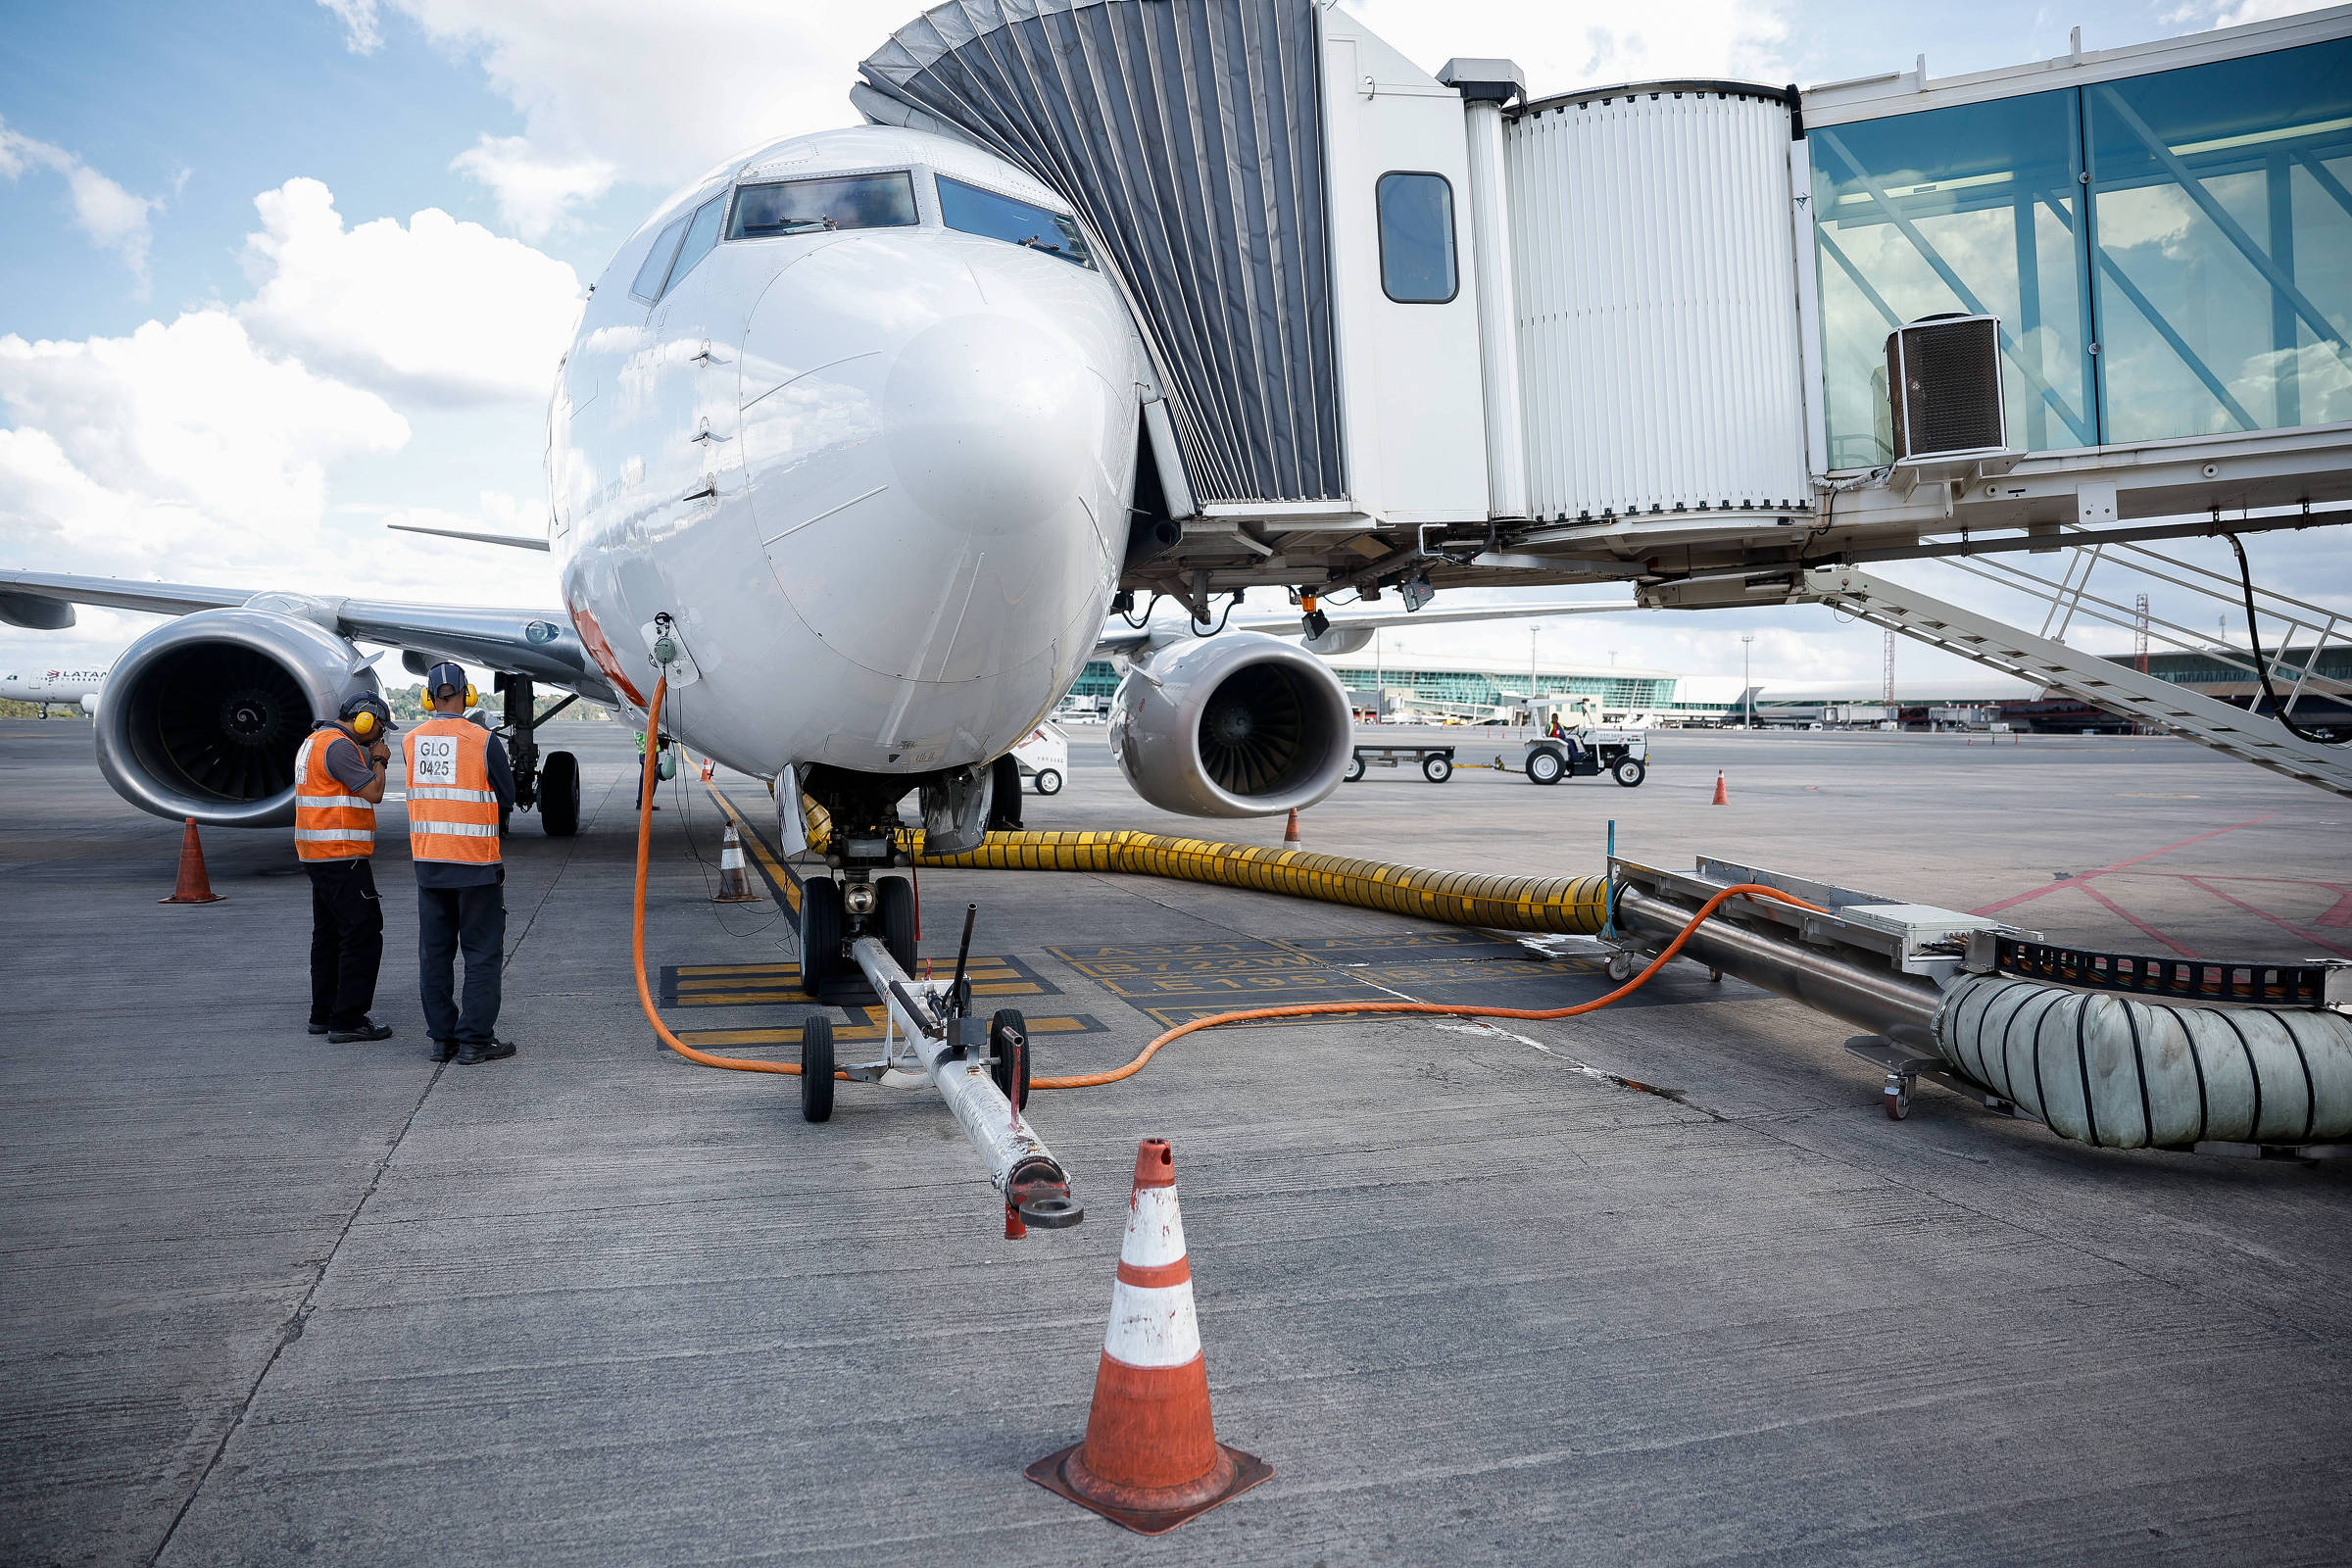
top-left (1011, 721), bottom-right (1068, 795)
top-left (1523, 727), bottom-right (1648, 787)
top-left (1344, 742), bottom-right (1455, 783)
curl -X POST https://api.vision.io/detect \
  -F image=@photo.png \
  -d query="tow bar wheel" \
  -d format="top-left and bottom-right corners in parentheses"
top-left (989, 1008), bottom-right (1032, 1109)
top-left (1525, 748), bottom-right (1565, 786)
top-left (801, 1015), bottom-right (835, 1122)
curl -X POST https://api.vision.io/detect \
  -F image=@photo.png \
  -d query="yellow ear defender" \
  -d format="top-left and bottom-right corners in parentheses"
top-left (465, 683), bottom-right (479, 708)
top-left (351, 709), bottom-right (378, 739)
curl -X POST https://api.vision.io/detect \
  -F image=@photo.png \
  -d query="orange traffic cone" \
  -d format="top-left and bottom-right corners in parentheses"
top-left (711, 821), bottom-right (760, 902)
top-left (1282, 808), bottom-right (1302, 851)
top-left (160, 817), bottom-right (225, 905)
top-left (1711, 770), bottom-right (1729, 806)
top-left (1027, 1139), bottom-right (1271, 1534)
top-left (700, 756), bottom-right (715, 781)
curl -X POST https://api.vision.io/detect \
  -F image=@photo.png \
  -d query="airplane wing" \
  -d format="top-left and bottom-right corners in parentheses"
top-left (0, 569), bottom-right (615, 705)
top-left (1089, 598), bottom-right (1640, 658)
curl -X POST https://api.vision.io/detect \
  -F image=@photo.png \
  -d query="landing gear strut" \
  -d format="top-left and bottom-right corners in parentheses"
top-left (494, 673), bottom-right (580, 836)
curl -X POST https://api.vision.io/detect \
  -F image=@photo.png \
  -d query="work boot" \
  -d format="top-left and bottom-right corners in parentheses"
top-left (457, 1038), bottom-right (516, 1064)
top-left (328, 1018), bottom-right (395, 1043)
top-left (308, 1020), bottom-right (330, 1036)
top-left (431, 1038), bottom-right (459, 1063)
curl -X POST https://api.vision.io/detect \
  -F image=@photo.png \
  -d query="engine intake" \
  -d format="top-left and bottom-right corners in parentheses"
top-left (97, 608), bottom-right (381, 827)
top-left (1108, 631), bottom-right (1352, 816)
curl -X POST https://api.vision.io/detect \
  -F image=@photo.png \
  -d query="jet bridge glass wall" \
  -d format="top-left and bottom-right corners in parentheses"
top-left (1812, 37), bottom-right (2352, 469)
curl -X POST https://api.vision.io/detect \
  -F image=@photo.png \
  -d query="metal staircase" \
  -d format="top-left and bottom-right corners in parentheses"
top-left (1801, 565), bottom-right (2352, 798)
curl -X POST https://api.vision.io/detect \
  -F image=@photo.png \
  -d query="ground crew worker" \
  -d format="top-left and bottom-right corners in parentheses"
top-left (405, 662), bottom-right (517, 1064)
top-left (297, 693), bottom-right (395, 1042)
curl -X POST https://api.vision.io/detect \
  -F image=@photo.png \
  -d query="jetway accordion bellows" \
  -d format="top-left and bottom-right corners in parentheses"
top-left (1887, 315), bottom-right (2005, 460)
top-left (1504, 84), bottom-right (1811, 520)
top-left (856, 0), bottom-right (1344, 507)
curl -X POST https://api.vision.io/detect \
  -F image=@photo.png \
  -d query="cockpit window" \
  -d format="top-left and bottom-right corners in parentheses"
top-left (664, 194), bottom-right (727, 294)
top-left (727, 172), bottom-right (919, 239)
top-left (629, 214), bottom-right (690, 303)
top-left (936, 175), bottom-right (1094, 269)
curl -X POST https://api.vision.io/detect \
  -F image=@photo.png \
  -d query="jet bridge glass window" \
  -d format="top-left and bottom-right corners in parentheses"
top-left (2085, 38), bottom-right (2352, 443)
top-left (727, 172), bottom-right (919, 239)
top-left (936, 175), bottom-right (1094, 268)
top-left (1809, 37), bottom-right (2351, 467)
top-left (1811, 92), bottom-right (2094, 466)
top-left (1376, 172), bottom-right (1457, 304)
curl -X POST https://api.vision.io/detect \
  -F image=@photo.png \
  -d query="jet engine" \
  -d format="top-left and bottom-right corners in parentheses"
top-left (1107, 631), bottom-right (1353, 817)
top-left (96, 608), bottom-right (383, 828)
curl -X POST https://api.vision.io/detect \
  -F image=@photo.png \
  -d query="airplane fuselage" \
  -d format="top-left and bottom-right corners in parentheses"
top-left (549, 125), bottom-right (1144, 782)
top-left (1, 667), bottom-right (105, 712)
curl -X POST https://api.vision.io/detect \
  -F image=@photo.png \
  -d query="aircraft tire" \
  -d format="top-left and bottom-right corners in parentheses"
top-left (800, 878), bottom-right (843, 997)
top-left (879, 875), bottom-right (917, 974)
top-left (801, 1015), bottom-right (834, 1122)
top-left (540, 751), bottom-right (581, 836)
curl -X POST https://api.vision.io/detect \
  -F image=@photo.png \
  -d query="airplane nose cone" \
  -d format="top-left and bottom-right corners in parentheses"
top-left (884, 314), bottom-right (1096, 532)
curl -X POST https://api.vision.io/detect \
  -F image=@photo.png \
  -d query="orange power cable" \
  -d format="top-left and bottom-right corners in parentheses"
top-left (630, 675), bottom-right (812, 1078)
top-left (1030, 882), bottom-right (1823, 1090)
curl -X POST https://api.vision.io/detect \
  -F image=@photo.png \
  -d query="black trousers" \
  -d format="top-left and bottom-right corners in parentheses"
top-left (307, 858), bottom-right (384, 1030)
top-left (417, 880), bottom-right (506, 1046)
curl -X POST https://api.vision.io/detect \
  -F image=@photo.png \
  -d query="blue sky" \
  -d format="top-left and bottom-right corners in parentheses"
top-left (0, 0), bottom-right (2330, 694)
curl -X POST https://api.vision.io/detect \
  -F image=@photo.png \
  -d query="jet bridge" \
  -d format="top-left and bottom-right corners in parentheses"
top-left (853, 0), bottom-right (2350, 778)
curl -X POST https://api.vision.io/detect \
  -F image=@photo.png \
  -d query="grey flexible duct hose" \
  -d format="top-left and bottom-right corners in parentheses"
top-left (1936, 974), bottom-right (2352, 1149)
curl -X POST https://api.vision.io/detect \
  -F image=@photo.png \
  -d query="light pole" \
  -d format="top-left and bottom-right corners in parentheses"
top-left (1529, 628), bottom-right (1538, 728)
top-left (1740, 633), bottom-right (1755, 729)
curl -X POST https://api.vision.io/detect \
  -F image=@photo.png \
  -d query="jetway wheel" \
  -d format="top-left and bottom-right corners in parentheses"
top-left (1344, 754), bottom-right (1366, 783)
top-left (539, 751), bottom-right (580, 836)
top-left (879, 875), bottom-right (917, 973)
top-left (1423, 755), bottom-right (1453, 783)
top-left (801, 1015), bottom-right (835, 1122)
top-left (1033, 767), bottom-right (1062, 796)
top-left (1526, 748), bottom-right (1565, 786)
top-left (800, 877), bottom-right (843, 997)
top-left (989, 1008), bottom-right (1031, 1110)
top-left (1612, 758), bottom-right (1647, 788)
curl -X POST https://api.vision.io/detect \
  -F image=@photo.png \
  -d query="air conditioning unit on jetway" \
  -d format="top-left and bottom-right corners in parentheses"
top-left (1887, 315), bottom-right (2006, 463)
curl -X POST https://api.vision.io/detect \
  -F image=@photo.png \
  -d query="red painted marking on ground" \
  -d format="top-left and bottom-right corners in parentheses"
top-left (2071, 882), bottom-right (2201, 957)
top-left (2180, 876), bottom-right (2352, 958)
top-left (2319, 892), bottom-right (2352, 931)
top-left (1970, 814), bottom-right (2278, 915)
top-left (2106, 871), bottom-right (2352, 893)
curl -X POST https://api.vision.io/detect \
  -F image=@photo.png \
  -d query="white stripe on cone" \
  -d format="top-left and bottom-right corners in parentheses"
top-left (1123, 1187), bottom-right (1187, 1268)
top-left (1103, 1280), bottom-right (1201, 1369)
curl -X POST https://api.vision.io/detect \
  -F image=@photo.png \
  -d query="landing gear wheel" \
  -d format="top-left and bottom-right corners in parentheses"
top-left (878, 875), bottom-right (916, 974)
top-left (801, 1015), bottom-right (835, 1122)
top-left (1344, 753), bottom-right (1365, 783)
top-left (989, 1008), bottom-right (1032, 1110)
top-left (1032, 767), bottom-right (1062, 796)
top-left (1884, 1073), bottom-right (1912, 1120)
top-left (1422, 754), bottom-right (1453, 783)
top-left (799, 877), bottom-right (843, 997)
top-left (1612, 758), bottom-right (1647, 788)
top-left (1526, 748), bottom-right (1565, 786)
top-left (1605, 952), bottom-right (1638, 982)
top-left (539, 750), bottom-right (580, 836)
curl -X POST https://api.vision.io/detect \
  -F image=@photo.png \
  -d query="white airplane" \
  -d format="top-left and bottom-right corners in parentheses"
top-left (0, 123), bottom-right (1629, 963)
top-left (0, 664), bottom-right (108, 717)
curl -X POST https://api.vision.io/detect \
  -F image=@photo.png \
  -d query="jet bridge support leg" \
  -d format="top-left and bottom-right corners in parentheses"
top-left (846, 934), bottom-right (1083, 1229)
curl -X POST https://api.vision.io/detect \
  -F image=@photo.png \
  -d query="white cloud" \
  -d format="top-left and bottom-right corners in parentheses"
top-left (380, 487), bottom-right (547, 541)
top-left (237, 177), bottom-right (583, 407)
top-left (450, 133), bottom-right (616, 240)
top-left (1345, 0), bottom-right (1789, 94)
top-left (0, 118), bottom-right (162, 289)
top-left (318, 0), bottom-right (383, 51)
top-left (376, 1), bottom-right (887, 195)
top-left (0, 313), bottom-right (408, 585)
top-left (2162, 0), bottom-right (2336, 29)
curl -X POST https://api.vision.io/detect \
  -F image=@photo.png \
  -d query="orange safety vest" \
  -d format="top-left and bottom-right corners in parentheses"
top-left (404, 717), bottom-right (502, 864)
top-left (293, 727), bottom-right (377, 861)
